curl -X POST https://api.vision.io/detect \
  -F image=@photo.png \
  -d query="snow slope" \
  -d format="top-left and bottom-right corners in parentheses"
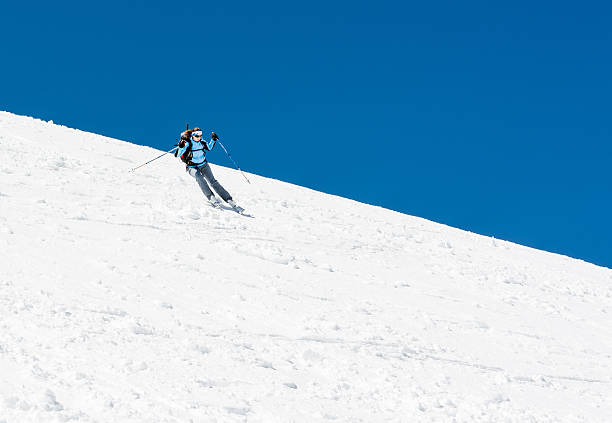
top-left (1, 111), bottom-right (611, 423)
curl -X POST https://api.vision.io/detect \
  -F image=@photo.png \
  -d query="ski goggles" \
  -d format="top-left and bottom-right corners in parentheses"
top-left (192, 131), bottom-right (203, 138)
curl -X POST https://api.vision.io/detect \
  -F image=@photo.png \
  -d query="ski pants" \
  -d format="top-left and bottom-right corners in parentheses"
top-left (187, 162), bottom-right (232, 202)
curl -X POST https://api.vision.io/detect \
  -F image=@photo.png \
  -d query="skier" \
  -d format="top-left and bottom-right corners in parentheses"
top-left (177, 127), bottom-right (244, 213)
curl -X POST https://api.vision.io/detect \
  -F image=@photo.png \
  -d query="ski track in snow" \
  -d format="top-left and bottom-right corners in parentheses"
top-left (1, 111), bottom-right (612, 422)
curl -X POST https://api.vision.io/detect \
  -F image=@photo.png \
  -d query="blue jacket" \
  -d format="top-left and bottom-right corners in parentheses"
top-left (177, 137), bottom-right (217, 168)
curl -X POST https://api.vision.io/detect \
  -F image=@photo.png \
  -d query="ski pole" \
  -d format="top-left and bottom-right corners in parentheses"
top-left (217, 139), bottom-right (251, 184)
top-left (131, 146), bottom-right (178, 172)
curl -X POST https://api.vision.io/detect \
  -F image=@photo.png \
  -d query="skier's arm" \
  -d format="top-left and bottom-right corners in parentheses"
top-left (177, 143), bottom-right (188, 159)
top-left (204, 132), bottom-right (219, 151)
top-left (204, 139), bottom-right (216, 151)
top-left (177, 137), bottom-right (192, 163)
top-left (204, 140), bottom-right (217, 151)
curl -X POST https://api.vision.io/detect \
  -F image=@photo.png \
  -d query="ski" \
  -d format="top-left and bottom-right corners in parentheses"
top-left (207, 200), bottom-right (253, 217)
top-left (231, 205), bottom-right (253, 218)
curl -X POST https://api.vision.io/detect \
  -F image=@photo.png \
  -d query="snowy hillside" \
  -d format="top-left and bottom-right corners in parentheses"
top-left (1, 111), bottom-right (611, 423)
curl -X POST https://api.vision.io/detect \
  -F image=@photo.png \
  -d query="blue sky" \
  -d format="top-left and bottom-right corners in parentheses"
top-left (2, 1), bottom-right (610, 268)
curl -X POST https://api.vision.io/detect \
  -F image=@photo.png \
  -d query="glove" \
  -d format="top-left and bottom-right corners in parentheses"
top-left (211, 132), bottom-right (219, 141)
top-left (178, 132), bottom-right (190, 148)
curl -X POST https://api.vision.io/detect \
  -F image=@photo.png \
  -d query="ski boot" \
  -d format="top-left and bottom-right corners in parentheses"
top-left (208, 196), bottom-right (222, 208)
top-left (227, 199), bottom-right (245, 214)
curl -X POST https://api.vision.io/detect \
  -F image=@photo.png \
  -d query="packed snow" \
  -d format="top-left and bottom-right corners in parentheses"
top-left (1, 111), bottom-right (611, 422)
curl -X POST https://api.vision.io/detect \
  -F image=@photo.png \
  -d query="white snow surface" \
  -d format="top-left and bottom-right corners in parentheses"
top-left (1, 111), bottom-right (611, 423)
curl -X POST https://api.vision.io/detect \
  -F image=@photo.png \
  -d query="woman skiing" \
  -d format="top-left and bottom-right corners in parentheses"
top-left (177, 127), bottom-right (244, 213)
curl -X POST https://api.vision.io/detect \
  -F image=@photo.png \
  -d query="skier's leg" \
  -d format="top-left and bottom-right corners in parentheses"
top-left (199, 162), bottom-right (232, 202)
top-left (187, 167), bottom-right (214, 200)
